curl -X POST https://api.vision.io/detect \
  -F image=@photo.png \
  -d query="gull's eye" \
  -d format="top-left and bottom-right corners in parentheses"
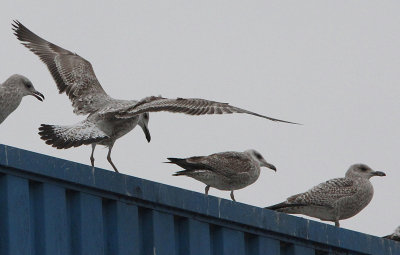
top-left (360, 166), bottom-right (368, 172)
top-left (255, 153), bottom-right (262, 160)
top-left (25, 83), bottom-right (32, 89)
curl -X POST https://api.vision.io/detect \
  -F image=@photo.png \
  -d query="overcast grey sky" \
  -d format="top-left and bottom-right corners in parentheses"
top-left (1, 1), bottom-right (399, 236)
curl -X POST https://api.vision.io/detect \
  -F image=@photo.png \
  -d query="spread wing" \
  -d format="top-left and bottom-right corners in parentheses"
top-left (287, 178), bottom-right (357, 208)
top-left (12, 20), bottom-right (111, 115)
top-left (101, 96), bottom-right (299, 124)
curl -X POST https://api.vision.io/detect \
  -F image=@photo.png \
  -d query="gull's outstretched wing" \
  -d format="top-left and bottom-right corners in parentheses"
top-left (102, 96), bottom-right (299, 124)
top-left (13, 20), bottom-right (111, 115)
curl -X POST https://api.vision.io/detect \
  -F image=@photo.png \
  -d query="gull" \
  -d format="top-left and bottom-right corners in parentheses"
top-left (383, 226), bottom-right (400, 241)
top-left (0, 74), bottom-right (44, 124)
top-left (166, 149), bottom-right (276, 201)
top-left (265, 164), bottom-right (386, 227)
top-left (13, 20), bottom-right (298, 173)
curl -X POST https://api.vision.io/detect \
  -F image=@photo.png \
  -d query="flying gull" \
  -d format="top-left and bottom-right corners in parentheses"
top-left (383, 226), bottom-right (400, 241)
top-left (266, 164), bottom-right (385, 227)
top-left (166, 150), bottom-right (276, 201)
top-left (0, 74), bottom-right (44, 125)
top-left (13, 20), bottom-right (298, 173)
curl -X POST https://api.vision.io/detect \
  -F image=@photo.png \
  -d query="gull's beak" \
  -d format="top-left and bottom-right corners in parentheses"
top-left (263, 161), bottom-right (277, 172)
top-left (372, 171), bottom-right (386, 177)
top-left (32, 90), bottom-right (45, 101)
top-left (141, 124), bottom-right (151, 143)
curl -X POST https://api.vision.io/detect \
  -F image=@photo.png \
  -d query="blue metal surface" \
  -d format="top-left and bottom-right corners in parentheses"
top-left (0, 144), bottom-right (398, 255)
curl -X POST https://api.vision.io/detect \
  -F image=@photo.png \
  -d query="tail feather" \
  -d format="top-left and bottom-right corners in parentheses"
top-left (38, 121), bottom-right (109, 149)
top-left (165, 158), bottom-right (201, 176)
top-left (166, 157), bottom-right (185, 164)
top-left (166, 157), bottom-right (212, 171)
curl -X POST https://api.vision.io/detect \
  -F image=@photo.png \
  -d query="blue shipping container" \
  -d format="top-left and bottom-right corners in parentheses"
top-left (0, 144), bottom-right (398, 255)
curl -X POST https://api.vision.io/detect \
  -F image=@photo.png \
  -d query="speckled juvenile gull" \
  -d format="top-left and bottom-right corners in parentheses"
top-left (166, 150), bottom-right (276, 201)
top-left (0, 74), bottom-right (44, 124)
top-left (13, 20), bottom-right (298, 173)
top-left (266, 164), bottom-right (386, 227)
top-left (383, 226), bottom-right (400, 241)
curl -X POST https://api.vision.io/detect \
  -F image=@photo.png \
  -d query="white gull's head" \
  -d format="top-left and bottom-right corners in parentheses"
top-left (245, 149), bottom-right (276, 171)
top-left (4, 74), bottom-right (44, 101)
top-left (345, 164), bottom-right (386, 179)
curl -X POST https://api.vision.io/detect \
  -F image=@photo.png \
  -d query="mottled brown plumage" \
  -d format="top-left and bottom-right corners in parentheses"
top-left (13, 20), bottom-right (109, 115)
top-left (13, 21), bottom-right (150, 173)
top-left (13, 20), bottom-right (298, 173)
top-left (167, 150), bottom-right (276, 201)
top-left (266, 164), bottom-right (386, 227)
top-left (108, 96), bottom-right (299, 124)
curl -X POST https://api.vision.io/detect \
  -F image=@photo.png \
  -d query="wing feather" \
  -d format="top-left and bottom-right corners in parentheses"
top-left (12, 20), bottom-right (110, 115)
top-left (185, 152), bottom-right (254, 177)
top-left (287, 178), bottom-right (357, 207)
top-left (106, 96), bottom-right (299, 124)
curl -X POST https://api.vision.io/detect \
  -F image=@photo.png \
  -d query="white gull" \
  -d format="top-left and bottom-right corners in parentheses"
top-left (13, 20), bottom-right (298, 173)
top-left (266, 164), bottom-right (386, 227)
top-left (166, 149), bottom-right (276, 201)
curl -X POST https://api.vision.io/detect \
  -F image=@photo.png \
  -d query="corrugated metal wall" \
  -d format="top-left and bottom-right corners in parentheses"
top-left (0, 144), bottom-right (398, 255)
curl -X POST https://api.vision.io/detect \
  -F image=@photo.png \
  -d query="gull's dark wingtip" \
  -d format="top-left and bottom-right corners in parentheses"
top-left (265, 202), bottom-right (306, 210)
top-left (270, 118), bottom-right (302, 125)
top-left (11, 20), bottom-right (25, 39)
top-left (11, 21), bottom-right (18, 33)
top-left (11, 20), bottom-right (21, 31)
top-left (238, 106), bottom-right (302, 125)
top-left (280, 120), bottom-right (302, 125)
top-left (287, 121), bottom-right (302, 125)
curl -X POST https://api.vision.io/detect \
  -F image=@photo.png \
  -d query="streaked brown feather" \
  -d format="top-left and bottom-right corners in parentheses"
top-left (13, 20), bottom-right (110, 115)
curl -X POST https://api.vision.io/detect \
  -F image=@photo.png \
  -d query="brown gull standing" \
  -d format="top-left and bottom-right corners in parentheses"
top-left (266, 164), bottom-right (386, 227)
top-left (13, 20), bottom-right (298, 173)
top-left (0, 74), bottom-right (44, 125)
top-left (166, 149), bottom-right (276, 201)
top-left (383, 226), bottom-right (400, 241)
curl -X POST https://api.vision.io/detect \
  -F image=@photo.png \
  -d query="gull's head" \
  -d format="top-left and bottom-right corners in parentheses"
top-left (245, 149), bottom-right (276, 171)
top-left (6, 74), bottom-right (44, 101)
top-left (345, 164), bottom-right (386, 179)
top-left (139, 113), bottom-right (151, 142)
